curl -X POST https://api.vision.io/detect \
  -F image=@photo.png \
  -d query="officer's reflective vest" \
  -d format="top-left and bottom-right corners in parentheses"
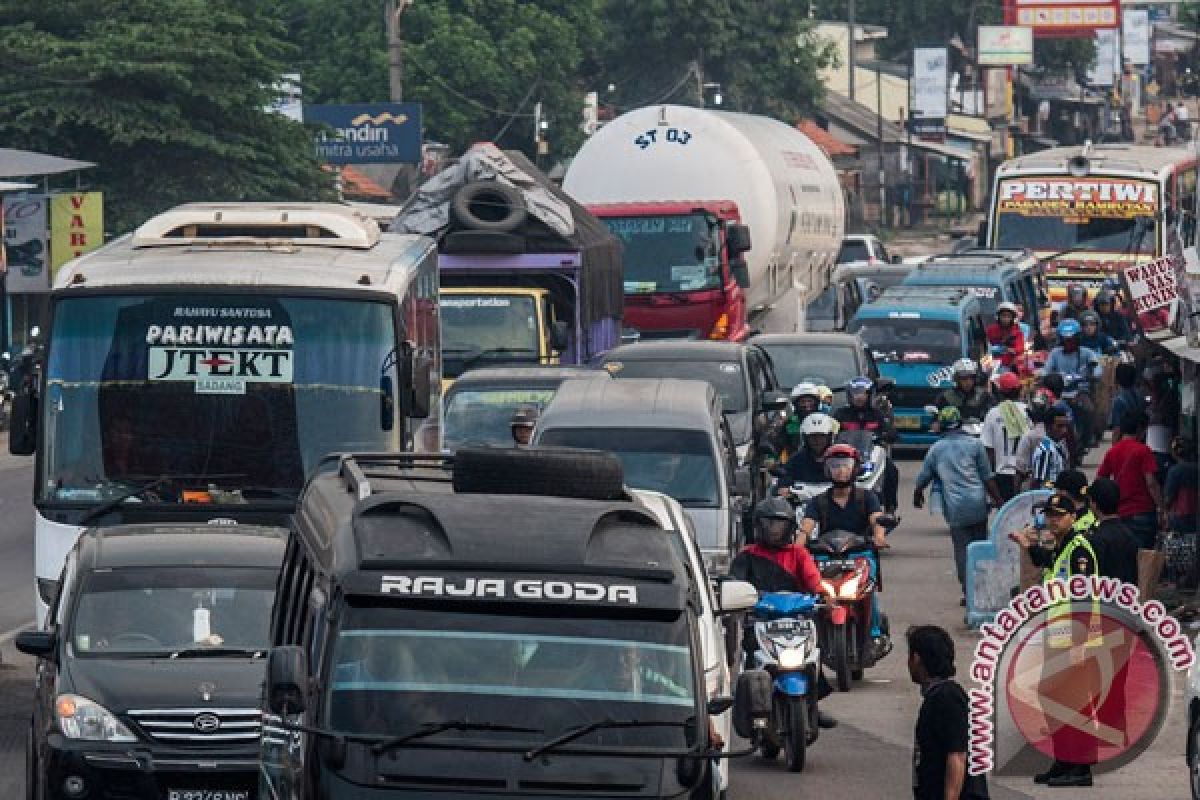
top-left (1042, 533), bottom-right (1103, 649)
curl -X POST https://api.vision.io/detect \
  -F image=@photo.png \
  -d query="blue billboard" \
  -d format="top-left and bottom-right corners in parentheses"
top-left (303, 103), bottom-right (423, 164)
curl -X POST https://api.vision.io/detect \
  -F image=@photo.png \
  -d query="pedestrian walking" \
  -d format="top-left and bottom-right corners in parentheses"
top-left (981, 373), bottom-right (1029, 502)
top-left (1014, 395), bottom-right (1071, 491)
top-left (908, 624), bottom-right (990, 799)
top-left (1096, 410), bottom-right (1165, 550)
top-left (1108, 363), bottom-right (1143, 442)
top-left (913, 407), bottom-right (1003, 604)
top-left (1087, 477), bottom-right (1141, 586)
top-left (1165, 436), bottom-right (1198, 534)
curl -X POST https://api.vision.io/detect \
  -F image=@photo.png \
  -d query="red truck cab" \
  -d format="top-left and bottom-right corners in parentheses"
top-left (588, 201), bottom-right (752, 341)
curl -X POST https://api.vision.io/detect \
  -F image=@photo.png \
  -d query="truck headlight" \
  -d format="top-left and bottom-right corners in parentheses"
top-left (56, 694), bottom-right (136, 742)
top-left (778, 647), bottom-right (808, 669)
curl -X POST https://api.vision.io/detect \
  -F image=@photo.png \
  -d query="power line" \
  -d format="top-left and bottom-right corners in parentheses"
top-left (405, 53), bottom-right (539, 117)
top-left (492, 77), bottom-right (542, 141)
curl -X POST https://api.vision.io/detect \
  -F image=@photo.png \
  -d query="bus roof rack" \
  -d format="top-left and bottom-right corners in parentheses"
top-left (131, 202), bottom-right (382, 250)
top-left (870, 285), bottom-right (975, 305)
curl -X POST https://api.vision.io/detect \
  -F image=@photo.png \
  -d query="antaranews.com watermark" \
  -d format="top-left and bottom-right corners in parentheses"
top-left (967, 575), bottom-right (1195, 776)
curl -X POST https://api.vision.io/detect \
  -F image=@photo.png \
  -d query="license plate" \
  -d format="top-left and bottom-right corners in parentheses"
top-left (168, 791), bottom-right (250, 800)
top-left (895, 415), bottom-right (922, 430)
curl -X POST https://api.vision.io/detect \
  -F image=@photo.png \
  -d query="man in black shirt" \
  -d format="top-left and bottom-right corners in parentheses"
top-left (908, 625), bottom-right (989, 800)
top-left (1087, 478), bottom-right (1141, 586)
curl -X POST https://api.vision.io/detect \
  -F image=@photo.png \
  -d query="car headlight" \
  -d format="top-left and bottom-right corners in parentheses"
top-left (56, 694), bottom-right (136, 742)
top-left (778, 647), bottom-right (808, 669)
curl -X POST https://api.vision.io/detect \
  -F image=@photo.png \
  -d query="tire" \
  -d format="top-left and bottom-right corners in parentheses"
top-left (783, 697), bottom-right (808, 772)
top-left (450, 181), bottom-right (528, 233)
top-left (846, 617), bottom-right (861, 679)
top-left (452, 446), bottom-right (626, 500)
top-left (1189, 713), bottom-right (1200, 800)
top-left (831, 623), bottom-right (851, 692)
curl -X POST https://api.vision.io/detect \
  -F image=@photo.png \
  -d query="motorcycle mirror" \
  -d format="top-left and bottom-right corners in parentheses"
top-left (706, 696), bottom-right (734, 716)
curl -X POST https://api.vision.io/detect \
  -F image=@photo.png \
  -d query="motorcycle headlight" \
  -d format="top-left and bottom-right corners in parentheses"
top-left (56, 694), bottom-right (136, 742)
top-left (778, 647), bottom-right (808, 670)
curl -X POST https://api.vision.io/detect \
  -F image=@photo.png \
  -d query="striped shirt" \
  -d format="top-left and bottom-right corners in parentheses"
top-left (1015, 424), bottom-right (1068, 487)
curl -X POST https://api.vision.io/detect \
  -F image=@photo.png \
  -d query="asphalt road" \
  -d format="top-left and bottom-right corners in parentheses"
top-left (0, 449), bottom-right (1191, 798)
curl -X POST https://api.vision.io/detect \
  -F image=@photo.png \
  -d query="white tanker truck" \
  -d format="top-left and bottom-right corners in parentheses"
top-left (564, 104), bottom-right (844, 339)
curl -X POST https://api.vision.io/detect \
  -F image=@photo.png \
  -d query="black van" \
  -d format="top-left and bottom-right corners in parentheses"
top-left (260, 448), bottom-right (760, 799)
top-left (18, 524), bottom-right (286, 800)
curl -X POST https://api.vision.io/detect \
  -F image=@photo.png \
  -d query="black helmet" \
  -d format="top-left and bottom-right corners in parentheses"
top-left (754, 496), bottom-right (797, 549)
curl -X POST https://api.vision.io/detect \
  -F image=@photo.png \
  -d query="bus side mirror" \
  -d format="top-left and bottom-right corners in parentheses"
top-left (380, 375), bottom-right (395, 432)
top-left (409, 354), bottom-right (433, 419)
top-left (267, 645), bottom-right (308, 715)
top-left (731, 257), bottom-right (750, 289)
top-left (727, 224), bottom-right (752, 255)
top-left (550, 320), bottom-right (570, 352)
top-left (732, 669), bottom-right (773, 738)
top-left (9, 379), bottom-right (37, 456)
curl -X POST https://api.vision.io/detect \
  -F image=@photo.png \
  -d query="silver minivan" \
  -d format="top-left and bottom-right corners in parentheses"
top-left (533, 377), bottom-right (750, 574)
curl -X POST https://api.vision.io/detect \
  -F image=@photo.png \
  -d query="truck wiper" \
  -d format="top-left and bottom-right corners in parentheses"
top-left (371, 719), bottom-right (541, 756)
top-left (77, 475), bottom-right (175, 525)
top-left (169, 647), bottom-right (264, 659)
top-left (523, 717), bottom-right (694, 761)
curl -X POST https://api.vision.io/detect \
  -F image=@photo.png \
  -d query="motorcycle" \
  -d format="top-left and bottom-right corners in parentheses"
top-left (1059, 370), bottom-right (1098, 454)
top-left (779, 429), bottom-right (889, 530)
top-left (744, 591), bottom-right (823, 772)
top-left (809, 528), bottom-right (891, 691)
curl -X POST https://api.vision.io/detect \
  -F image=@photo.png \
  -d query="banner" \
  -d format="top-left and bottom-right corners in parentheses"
top-left (978, 26), bottom-right (1034, 66)
top-left (1088, 28), bottom-right (1119, 86)
top-left (1123, 10), bottom-right (1151, 66)
top-left (1007, 0), bottom-right (1121, 38)
top-left (304, 102), bottom-right (424, 164)
top-left (3, 193), bottom-right (50, 293)
top-left (912, 48), bottom-right (949, 119)
top-left (1122, 255), bottom-right (1187, 337)
top-left (996, 178), bottom-right (1157, 219)
top-left (50, 192), bottom-right (104, 277)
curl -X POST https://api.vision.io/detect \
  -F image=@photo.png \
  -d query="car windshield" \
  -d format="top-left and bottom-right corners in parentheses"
top-left (443, 387), bottom-right (558, 449)
top-left (326, 606), bottom-right (697, 750)
top-left (806, 286), bottom-right (838, 321)
top-left (848, 318), bottom-right (963, 365)
top-left (71, 567), bottom-right (276, 657)
top-left (603, 359), bottom-right (747, 412)
top-left (538, 428), bottom-right (720, 506)
top-left (440, 294), bottom-right (541, 379)
top-left (837, 240), bottom-right (871, 263)
top-left (41, 294), bottom-right (403, 505)
top-left (993, 178), bottom-right (1158, 255)
top-left (603, 214), bottom-right (722, 295)
top-left (759, 343), bottom-right (861, 389)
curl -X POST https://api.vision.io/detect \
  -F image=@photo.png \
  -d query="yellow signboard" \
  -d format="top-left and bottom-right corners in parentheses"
top-left (50, 191), bottom-right (103, 275)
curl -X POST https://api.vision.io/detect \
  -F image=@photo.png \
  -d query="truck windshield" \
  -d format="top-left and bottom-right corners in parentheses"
top-left (441, 294), bottom-right (541, 379)
top-left (71, 566), bottom-right (276, 657)
top-left (327, 607), bottom-right (697, 751)
top-left (993, 177), bottom-right (1158, 254)
top-left (604, 359), bottom-right (747, 412)
top-left (758, 343), bottom-right (860, 390)
top-left (40, 294), bottom-right (403, 506)
top-left (603, 214), bottom-right (722, 294)
top-left (848, 318), bottom-right (963, 366)
top-left (537, 428), bottom-right (719, 507)
top-left (443, 387), bottom-right (558, 449)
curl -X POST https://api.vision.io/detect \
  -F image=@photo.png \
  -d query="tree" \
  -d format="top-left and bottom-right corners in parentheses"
top-left (0, 0), bottom-right (333, 233)
top-left (810, 0), bottom-right (1003, 61)
top-left (597, 0), bottom-right (835, 119)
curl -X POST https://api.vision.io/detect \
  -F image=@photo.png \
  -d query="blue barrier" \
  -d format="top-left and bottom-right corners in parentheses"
top-left (964, 489), bottom-right (1053, 628)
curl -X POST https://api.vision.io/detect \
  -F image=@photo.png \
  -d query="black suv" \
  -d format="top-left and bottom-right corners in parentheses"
top-left (19, 524), bottom-right (286, 800)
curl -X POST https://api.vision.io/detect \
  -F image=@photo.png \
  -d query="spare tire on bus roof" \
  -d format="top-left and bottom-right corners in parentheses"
top-left (452, 447), bottom-right (626, 501)
top-left (450, 181), bottom-right (528, 233)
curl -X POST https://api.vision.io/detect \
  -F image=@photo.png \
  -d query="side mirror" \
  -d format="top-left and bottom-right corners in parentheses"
top-left (761, 390), bottom-right (789, 412)
top-left (732, 669), bottom-right (773, 738)
top-left (731, 257), bottom-right (750, 289)
top-left (718, 579), bottom-right (759, 614)
top-left (266, 645), bottom-right (308, 715)
top-left (732, 468), bottom-right (752, 498)
top-left (409, 354), bottom-right (433, 419)
top-left (976, 220), bottom-right (988, 247)
top-left (706, 695), bottom-right (734, 716)
top-left (9, 382), bottom-right (37, 455)
top-left (15, 630), bottom-right (55, 660)
top-left (380, 375), bottom-right (395, 432)
top-left (549, 320), bottom-right (570, 352)
top-left (726, 224), bottom-right (752, 255)
top-left (890, 254), bottom-right (903, 264)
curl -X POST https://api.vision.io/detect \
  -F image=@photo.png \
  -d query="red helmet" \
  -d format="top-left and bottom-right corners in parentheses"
top-left (993, 372), bottom-right (1021, 393)
top-left (823, 443), bottom-right (861, 487)
top-left (824, 443), bottom-right (861, 462)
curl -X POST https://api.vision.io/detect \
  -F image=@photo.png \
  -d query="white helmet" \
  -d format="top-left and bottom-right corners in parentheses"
top-left (791, 381), bottom-right (821, 400)
top-left (997, 301), bottom-right (1020, 317)
top-left (800, 412), bottom-right (838, 437)
top-left (952, 358), bottom-right (977, 379)
top-left (817, 385), bottom-right (834, 405)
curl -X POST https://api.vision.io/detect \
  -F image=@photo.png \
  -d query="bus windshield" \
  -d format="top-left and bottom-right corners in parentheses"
top-left (993, 177), bottom-right (1158, 255)
top-left (603, 213), bottom-right (723, 295)
top-left (441, 294), bottom-right (541, 379)
top-left (40, 294), bottom-right (403, 506)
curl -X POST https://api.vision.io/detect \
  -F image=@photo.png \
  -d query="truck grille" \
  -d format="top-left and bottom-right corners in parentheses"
top-left (127, 708), bottom-right (261, 746)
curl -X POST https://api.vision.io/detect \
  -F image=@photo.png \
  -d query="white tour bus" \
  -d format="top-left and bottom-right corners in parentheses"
top-left (13, 203), bottom-right (441, 622)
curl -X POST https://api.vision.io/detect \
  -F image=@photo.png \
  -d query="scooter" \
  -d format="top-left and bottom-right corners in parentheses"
top-left (777, 430), bottom-right (889, 531)
top-left (745, 592), bottom-right (823, 772)
top-left (1059, 370), bottom-right (1098, 452)
top-left (809, 528), bottom-right (891, 691)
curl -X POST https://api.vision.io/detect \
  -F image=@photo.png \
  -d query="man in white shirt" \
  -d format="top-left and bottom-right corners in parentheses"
top-left (981, 372), bottom-right (1030, 503)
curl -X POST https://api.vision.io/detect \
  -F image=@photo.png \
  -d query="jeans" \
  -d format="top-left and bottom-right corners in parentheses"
top-left (1123, 512), bottom-right (1159, 550)
top-left (950, 520), bottom-right (990, 593)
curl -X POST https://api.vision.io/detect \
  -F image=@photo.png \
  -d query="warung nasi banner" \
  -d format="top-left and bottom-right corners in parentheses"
top-left (1122, 256), bottom-right (1183, 336)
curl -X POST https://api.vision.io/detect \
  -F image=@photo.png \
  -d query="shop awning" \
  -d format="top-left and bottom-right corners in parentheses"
top-left (1159, 335), bottom-right (1200, 362)
top-left (0, 148), bottom-right (95, 178)
top-left (0, 181), bottom-right (35, 192)
top-left (910, 139), bottom-right (971, 161)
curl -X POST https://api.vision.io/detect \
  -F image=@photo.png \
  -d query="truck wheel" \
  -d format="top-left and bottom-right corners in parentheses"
top-left (452, 446), bottom-right (626, 500)
top-left (451, 181), bottom-right (528, 232)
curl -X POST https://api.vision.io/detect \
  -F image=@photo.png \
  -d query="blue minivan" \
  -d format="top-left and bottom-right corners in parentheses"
top-left (847, 286), bottom-right (989, 445)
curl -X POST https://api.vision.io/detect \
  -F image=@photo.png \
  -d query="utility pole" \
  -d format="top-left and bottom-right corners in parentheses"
top-left (386, 0), bottom-right (413, 102)
top-left (878, 66), bottom-right (886, 228)
top-left (848, 0), bottom-right (857, 102)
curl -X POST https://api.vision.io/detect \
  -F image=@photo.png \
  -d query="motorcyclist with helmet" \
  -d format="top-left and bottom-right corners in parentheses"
top-left (1042, 319), bottom-right (1102, 450)
top-left (817, 385), bottom-right (834, 415)
top-left (730, 496), bottom-right (839, 729)
top-left (510, 406), bottom-right (539, 447)
top-left (933, 358), bottom-right (994, 431)
top-left (986, 301), bottom-right (1027, 372)
top-left (778, 412), bottom-right (839, 487)
top-left (834, 376), bottom-right (900, 513)
top-left (1059, 284), bottom-right (1091, 322)
top-left (1078, 311), bottom-right (1118, 355)
top-left (781, 382), bottom-right (824, 459)
top-left (1093, 289), bottom-right (1133, 344)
